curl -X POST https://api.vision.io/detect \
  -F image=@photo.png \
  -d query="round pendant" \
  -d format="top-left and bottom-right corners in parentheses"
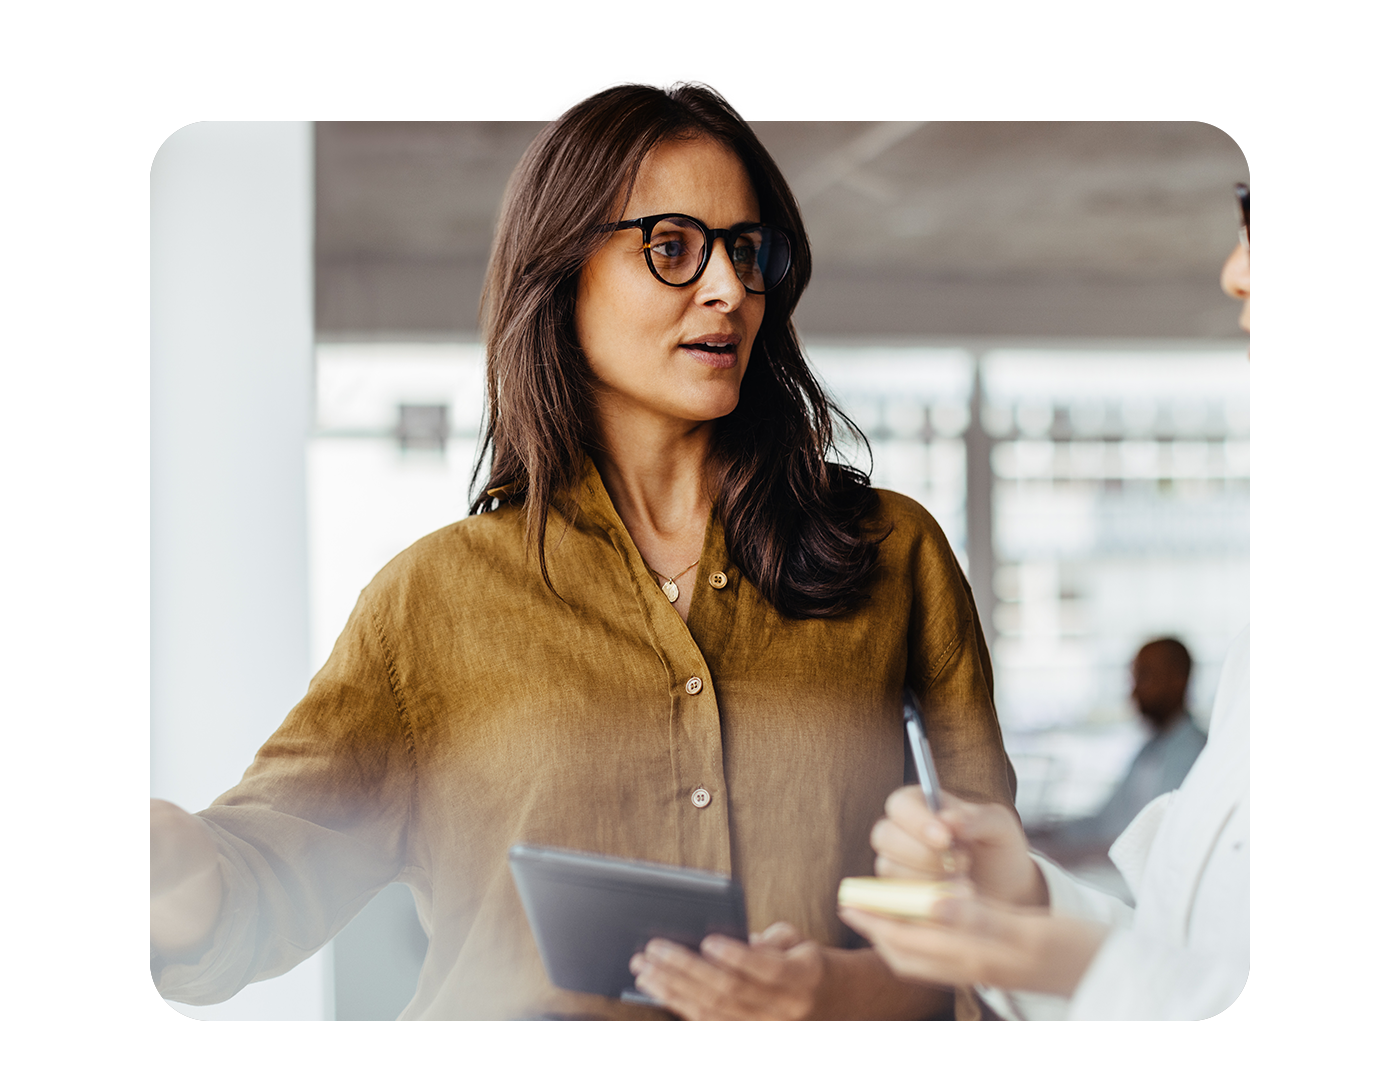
top-left (662, 579), bottom-right (680, 603)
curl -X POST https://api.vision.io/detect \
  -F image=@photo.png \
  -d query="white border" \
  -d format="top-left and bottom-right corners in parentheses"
top-left (6, 0), bottom-right (1388, 1063)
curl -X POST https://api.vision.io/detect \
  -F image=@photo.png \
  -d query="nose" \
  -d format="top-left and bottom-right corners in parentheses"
top-left (693, 236), bottom-right (751, 310)
top-left (1220, 243), bottom-right (1250, 301)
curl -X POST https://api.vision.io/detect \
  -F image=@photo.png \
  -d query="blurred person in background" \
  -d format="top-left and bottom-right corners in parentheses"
top-left (1029, 638), bottom-right (1206, 869)
top-left (841, 183), bottom-right (1250, 1019)
top-left (150, 84), bottom-right (1017, 1021)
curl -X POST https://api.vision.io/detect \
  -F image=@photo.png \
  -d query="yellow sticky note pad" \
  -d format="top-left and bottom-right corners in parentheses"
top-left (837, 877), bottom-right (966, 921)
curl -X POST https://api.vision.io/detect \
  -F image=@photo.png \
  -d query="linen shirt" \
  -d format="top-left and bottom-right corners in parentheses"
top-left (155, 460), bottom-right (1017, 1019)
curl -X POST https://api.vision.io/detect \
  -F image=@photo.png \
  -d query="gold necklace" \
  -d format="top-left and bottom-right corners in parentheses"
top-left (644, 555), bottom-right (702, 603)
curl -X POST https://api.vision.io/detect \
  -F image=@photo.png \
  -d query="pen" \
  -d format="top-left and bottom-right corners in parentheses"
top-left (902, 687), bottom-right (942, 813)
top-left (902, 688), bottom-right (963, 879)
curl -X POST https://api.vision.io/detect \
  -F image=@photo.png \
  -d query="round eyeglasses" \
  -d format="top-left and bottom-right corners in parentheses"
top-left (1234, 182), bottom-right (1250, 252)
top-left (606, 213), bottom-right (793, 294)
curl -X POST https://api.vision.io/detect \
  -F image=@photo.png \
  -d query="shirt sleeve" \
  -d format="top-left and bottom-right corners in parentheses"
top-left (976, 853), bottom-right (1135, 1020)
top-left (901, 501), bottom-right (1017, 809)
top-left (154, 586), bottom-right (417, 1005)
top-left (1034, 852), bottom-right (1136, 927)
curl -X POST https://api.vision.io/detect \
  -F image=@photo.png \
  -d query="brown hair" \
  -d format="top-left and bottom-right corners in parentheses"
top-left (471, 83), bottom-right (883, 618)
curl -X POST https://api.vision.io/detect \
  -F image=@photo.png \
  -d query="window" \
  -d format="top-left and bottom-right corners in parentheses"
top-left (310, 342), bottom-right (1248, 826)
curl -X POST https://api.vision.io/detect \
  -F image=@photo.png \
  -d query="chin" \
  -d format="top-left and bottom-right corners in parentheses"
top-left (693, 397), bottom-right (743, 424)
top-left (678, 391), bottom-right (742, 425)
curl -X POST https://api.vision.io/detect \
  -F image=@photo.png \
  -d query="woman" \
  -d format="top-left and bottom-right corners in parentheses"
top-left (841, 187), bottom-right (1252, 1019)
top-left (151, 84), bottom-right (1017, 1020)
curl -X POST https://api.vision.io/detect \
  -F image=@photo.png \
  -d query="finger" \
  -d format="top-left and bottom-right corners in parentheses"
top-left (874, 855), bottom-right (949, 880)
top-left (928, 893), bottom-right (1027, 945)
top-left (699, 933), bottom-right (794, 989)
top-left (634, 940), bottom-right (753, 1019)
top-left (838, 907), bottom-right (976, 986)
top-left (844, 894), bottom-right (1010, 947)
top-left (837, 905), bottom-right (877, 940)
top-left (645, 938), bottom-right (788, 1013)
top-left (872, 818), bottom-right (969, 882)
top-left (940, 800), bottom-right (1024, 850)
top-left (752, 921), bottom-right (803, 951)
top-left (889, 788), bottom-right (983, 855)
top-left (631, 966), bottom-right (739, 1021)
top-left (872, 814), bottom-right (949, 867)
top-left (888, 785), bottom-right (972, 822)
top-left (885, 786), bottom-right (944, 841)
top-left (642, 938), bottom-right (734, 985)
top-left (873, 851), bottom-right (967, 881)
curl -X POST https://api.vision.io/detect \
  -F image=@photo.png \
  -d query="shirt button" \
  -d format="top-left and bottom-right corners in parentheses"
top-left (708, 571), bottom-right (728, 590)
top-left (685, 676), bottom-right (703, 695)
top-left (690, 787), bottom-right (712, 809)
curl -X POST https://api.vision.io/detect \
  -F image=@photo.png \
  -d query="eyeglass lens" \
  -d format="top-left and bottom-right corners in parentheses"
top-left (646, 216), bottom-right (790, 292)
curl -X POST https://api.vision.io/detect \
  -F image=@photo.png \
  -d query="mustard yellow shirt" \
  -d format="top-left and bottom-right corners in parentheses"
top-left (154, 460), bottom-right (1016, 1019)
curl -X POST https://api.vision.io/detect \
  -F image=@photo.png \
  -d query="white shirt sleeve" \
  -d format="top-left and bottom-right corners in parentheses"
top-left (976, 852), bottom-right (1134, 1020)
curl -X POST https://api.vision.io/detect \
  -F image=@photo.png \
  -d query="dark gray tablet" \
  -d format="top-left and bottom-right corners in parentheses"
top-left (508, 843), bottom-right (748, 1004)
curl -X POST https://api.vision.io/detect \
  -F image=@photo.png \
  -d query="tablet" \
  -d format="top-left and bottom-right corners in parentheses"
top-left (508, 843), bottom-right (748, 1004)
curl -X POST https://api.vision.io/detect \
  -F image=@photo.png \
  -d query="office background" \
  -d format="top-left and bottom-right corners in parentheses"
top-left (152, 120), bottom-right (1248, 1019)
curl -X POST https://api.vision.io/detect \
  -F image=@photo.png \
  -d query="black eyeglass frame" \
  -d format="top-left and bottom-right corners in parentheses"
top-left (1234, 183), bottom-right (1250, 252)
top-left (605, 212), bottom-right (794, 294)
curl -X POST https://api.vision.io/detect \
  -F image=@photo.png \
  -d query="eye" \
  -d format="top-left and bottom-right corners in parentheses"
top-left (649, 236), bottom-right (688, 261)
top-left (646, 217), bottom-right (705, 264)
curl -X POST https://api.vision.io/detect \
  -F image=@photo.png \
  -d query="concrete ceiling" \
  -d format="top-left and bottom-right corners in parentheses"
top-left (316, 120), bottom-right (1248, 342)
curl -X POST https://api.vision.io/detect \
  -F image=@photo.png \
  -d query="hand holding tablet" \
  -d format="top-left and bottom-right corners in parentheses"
top-left (508, 844), bottom-right (747, 1004)
top-left (508, 693), bottom-right (974, 1009)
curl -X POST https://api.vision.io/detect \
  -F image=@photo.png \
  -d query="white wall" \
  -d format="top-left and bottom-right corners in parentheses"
top-left (150, 121), bottom-right (330, 1020)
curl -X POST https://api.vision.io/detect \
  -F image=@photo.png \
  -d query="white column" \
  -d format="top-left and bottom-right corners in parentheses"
top-left (151, 122), bottom-right (330, 1020)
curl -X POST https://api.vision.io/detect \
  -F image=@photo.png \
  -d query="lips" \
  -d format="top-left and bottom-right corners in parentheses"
top-left (679, 333), bottom-right (742, 368)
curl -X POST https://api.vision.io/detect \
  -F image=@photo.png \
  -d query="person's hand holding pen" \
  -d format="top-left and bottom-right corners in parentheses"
top-left (894, 688), bottom-right (1040, 905)
top-left (871, 785), bottom-right (1047, 909)
top-left (842, 786), bottom-right (1108, 997)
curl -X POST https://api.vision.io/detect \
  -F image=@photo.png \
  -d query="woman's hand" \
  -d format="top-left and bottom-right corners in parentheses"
top-left (628, 922), bottom-right (826, 1019)
top-left (150, 799), bottom-right (223, 961)
top-left (840, 897), bottom-right (1109, 997)
top-left (628, 921), bottom-right (946, 1020)
top-left (872, 786), bottom-right (1047, 908)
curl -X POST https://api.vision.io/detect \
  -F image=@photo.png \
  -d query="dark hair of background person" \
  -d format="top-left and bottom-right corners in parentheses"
top-left (471, 83), bottom-right (885, 618)
top-left (1133, 636), bottom-right (1194, 730)
top-left (1143, 637), bottom-right (1192, 681)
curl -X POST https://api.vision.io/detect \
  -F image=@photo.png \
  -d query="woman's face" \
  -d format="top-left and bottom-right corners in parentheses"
top-left (1221, 242), bottom-right (1250, 333)
top-left (576, 136), bottom-right (765, 436)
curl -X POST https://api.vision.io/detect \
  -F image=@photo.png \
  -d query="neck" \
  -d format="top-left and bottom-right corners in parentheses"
top-left (590, 409), bottom-right (716, 544)
top-left (590, 408), bottom-right (717, 624)
top-left (1149, 708), bottom-right (1186, 733)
